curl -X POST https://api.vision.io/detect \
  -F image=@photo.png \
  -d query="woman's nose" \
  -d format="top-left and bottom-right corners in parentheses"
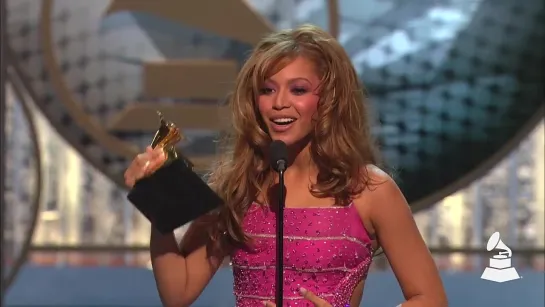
top-left (272, 89), bottom-right (290, 109)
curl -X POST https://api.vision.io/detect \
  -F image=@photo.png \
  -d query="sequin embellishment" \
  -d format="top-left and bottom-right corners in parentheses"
top-left (231, 202), bottom-right (374, 307)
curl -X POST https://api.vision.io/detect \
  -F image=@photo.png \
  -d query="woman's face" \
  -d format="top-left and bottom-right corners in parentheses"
top-left (257, 56), bottom-right (321, 146)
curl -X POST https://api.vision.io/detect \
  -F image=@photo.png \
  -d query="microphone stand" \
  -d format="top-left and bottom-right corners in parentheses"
top-left (275, 165), bottom-right (286, 305)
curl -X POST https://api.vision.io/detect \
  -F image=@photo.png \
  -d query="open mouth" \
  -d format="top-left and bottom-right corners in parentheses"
top-left (271, 118), bottom-right (296, 126)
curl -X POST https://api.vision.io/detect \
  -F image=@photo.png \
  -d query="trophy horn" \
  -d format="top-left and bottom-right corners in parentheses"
top-left (151, 111), bottom-right (183, 150)
top-left (149, 111), bottom-right (194, 170)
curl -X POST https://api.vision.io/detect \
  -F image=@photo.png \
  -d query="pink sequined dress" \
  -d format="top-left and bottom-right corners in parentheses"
top-left (231, 202), bottom-right (374, 307)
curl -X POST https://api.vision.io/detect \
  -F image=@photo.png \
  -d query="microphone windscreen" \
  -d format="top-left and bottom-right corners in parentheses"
top-left (269, 140), bottom-right (288, 171)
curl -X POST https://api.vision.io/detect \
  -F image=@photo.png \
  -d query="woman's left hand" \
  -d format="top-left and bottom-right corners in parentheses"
top-left (263, 287), bottom-right (332, 307)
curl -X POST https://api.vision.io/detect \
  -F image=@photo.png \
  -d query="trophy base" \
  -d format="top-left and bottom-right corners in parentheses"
top-left (481, 266), bottom-right (521, 283)
top-left (128, 158), bottom-right (223, 234)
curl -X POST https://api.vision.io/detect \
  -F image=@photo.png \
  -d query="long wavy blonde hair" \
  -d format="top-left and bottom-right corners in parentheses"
top-left (206, 24), bottom-right (380, 253)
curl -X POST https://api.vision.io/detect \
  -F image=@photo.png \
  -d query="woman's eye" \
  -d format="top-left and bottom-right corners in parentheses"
top-left (291, 87), bottom-right (307, 95)
top-left (259, 87), bottom-right (274, 95)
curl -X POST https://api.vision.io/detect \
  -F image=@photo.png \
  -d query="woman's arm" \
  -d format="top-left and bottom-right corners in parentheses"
top-left (123, 147), bottom-right (226, 306)
top-left (365, 167), bottom-right (448, 307)
top-left (150, 215), bottom-right (226, 307)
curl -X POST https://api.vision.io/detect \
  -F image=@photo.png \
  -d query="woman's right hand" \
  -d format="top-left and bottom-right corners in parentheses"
top-left (124, 146), bottom-right (167, 188)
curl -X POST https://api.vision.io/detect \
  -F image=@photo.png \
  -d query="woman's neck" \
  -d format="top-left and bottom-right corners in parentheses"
top-left (262, 139), bottom-right (316, 206)
top-left (284, 138), bottom-right (316, 180)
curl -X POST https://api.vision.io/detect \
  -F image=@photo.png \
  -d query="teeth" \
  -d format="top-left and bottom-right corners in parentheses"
top-left (273, 118), bottom-right (295, 124)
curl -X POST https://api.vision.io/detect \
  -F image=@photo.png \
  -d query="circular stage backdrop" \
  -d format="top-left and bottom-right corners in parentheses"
top-left (6, 0), bottom-right (544, 211)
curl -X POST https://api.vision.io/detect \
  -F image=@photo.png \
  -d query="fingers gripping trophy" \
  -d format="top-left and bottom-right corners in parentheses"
top-left (125, 112), bottom-right (223, 234)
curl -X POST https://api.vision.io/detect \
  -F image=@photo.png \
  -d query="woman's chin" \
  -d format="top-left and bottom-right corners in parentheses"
top-left (270, 135), bottom-right (294, 145)
top-left (269, 133), bottom-right (309, 148)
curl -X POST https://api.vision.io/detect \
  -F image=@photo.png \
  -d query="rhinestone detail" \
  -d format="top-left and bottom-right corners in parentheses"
top-left (231, 202), bottom-right (374, 307)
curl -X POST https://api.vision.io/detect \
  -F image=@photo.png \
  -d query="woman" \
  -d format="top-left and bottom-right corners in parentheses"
top-left (124, 24), bottom-right (447, 307)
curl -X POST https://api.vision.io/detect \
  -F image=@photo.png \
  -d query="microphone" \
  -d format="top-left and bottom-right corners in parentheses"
top-left (270, 140), bottom-right (288, 173)
top-left (269, 140), bottom-right (288, 305)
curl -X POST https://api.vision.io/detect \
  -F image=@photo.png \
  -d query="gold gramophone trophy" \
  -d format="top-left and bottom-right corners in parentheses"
top-left (127, 111), bottom-right (223, 234)
top-left (150, 111), bottom-right (193, 169)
